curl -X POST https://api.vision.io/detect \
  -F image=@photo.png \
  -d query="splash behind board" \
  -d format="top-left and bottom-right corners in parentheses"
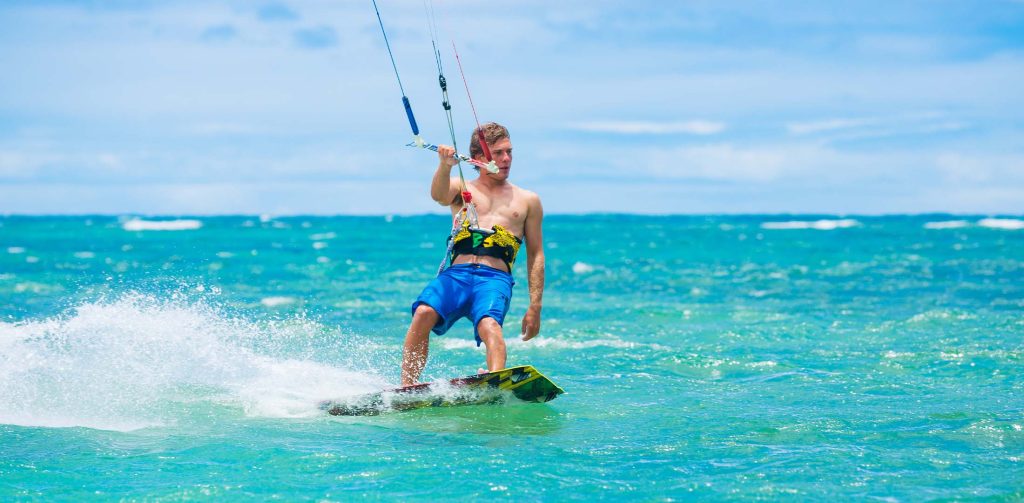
top-left (319, 365), bottom-right (564, 416)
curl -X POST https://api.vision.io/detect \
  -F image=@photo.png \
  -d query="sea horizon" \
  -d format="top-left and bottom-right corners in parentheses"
top-left (3, 211), bottom-right (1022, 218)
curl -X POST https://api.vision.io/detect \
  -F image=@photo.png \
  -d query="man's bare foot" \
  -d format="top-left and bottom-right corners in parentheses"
top-left (478, 368), bottom-right (487, 374)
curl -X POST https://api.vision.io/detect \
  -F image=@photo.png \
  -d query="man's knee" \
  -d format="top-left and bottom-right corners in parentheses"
top-left (413, 303), bottom-right (438, 321)
top-left (476, 317), bottom-right (503, 338)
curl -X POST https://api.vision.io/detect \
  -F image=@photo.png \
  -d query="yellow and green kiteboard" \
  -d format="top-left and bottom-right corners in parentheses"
top-left (320, 365), bottom-right (564, 416)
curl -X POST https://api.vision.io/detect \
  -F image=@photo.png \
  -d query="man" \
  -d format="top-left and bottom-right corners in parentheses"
top-left (401, 122), bottom-right (545, 386)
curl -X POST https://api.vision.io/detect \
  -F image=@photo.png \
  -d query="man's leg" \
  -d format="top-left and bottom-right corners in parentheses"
top-left (402, 304), bottom-right (439, 386)
top-left (475, 317), bottom-right (507, 372)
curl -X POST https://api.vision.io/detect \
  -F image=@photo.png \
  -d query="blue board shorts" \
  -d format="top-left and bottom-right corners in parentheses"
top-left (411, 263), bottom-right (515, 346)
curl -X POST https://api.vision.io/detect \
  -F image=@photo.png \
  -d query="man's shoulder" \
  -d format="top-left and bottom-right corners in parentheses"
top-left (512, 183), bottom-right (541, 202)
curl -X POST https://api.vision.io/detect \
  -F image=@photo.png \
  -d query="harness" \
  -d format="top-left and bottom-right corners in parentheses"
top-left (447, 219), bottom-right (522, 272)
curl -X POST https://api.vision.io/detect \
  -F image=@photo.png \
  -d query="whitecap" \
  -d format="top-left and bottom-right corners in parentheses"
top-left (924, 220), bottom-right (970, 230)
top-left (122, 218), bottom-right (202, 231)
top-left (978, 218), bottom-right (1024, 230)
top-left (261, 296), bottom-right (297, 307)
top-left (439, 336), bottom-right (670, 351)
top-left (572, 261), bottom-right (595, 274)
top-left (883, 351), bottom-right (915, 359)
top-left (760, 219), bottom-right (859, 230)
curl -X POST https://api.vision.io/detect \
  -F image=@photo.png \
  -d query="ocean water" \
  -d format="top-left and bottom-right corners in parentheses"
top-left (1, 214), bottom-right (1022, 500)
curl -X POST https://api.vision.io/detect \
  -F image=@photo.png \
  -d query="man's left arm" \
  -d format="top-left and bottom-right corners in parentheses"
top-left (521, 194), bottom-right (545, 341)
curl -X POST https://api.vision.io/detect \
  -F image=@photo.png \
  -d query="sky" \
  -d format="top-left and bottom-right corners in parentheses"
top-left (0, 0), bottom-right (1022, 215)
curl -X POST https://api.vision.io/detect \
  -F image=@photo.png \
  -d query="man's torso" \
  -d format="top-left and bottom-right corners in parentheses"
top-left (450, 180), bottom-right (529, 272)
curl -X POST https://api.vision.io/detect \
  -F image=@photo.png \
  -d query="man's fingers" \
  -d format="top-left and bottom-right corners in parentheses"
top-left (521, 323), bottom-right (539, 341)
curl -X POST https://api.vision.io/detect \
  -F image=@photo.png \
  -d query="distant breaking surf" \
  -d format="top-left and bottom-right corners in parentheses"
top-left (923, 220), bottom-right (970, 229)
top-left (760, 219), bottom-right (860, 230)
top-left (978, 218), bottom-right (1024, 230)
top-left (122, 218), bottom-right (203, 231)
top-left (923, 218), bottom-right (1024, 230)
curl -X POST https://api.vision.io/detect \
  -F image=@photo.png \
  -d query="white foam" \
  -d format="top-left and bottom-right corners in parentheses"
top-left (0, 295), bottom-right (387, 431)
top-left (883, 350), bottom-right (915, 359)
top-left (761, 219), bottom-right (860, 230)
top-left (237, 358), bottom-right (384, 418)
top-left (572, 261), bottom-right (595, 274)
top-left (7, 247), bottom-right (25, 254)
top-left (261, 296), bottom-right (297, 307)
top-left (122, 218), bottom-right (202, 231)
top-left (924, 220), bottom-right (970, 229)
top-left (978, 218), bottom-right (1024, 230)
top-left (439, 336), bottom-right (669, 351)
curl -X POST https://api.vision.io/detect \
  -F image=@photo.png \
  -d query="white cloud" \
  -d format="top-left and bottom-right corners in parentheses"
top-left (853, 34), bottom-right (943, 59)
top-left (645, 144), bottom-right (793, 182)
top-left (0, 151), bottom-right (50, 179)
top-left (568, 120), bottom-right (726, 135)
top-left (0, 180), bottom-right (441, 215)
top-left (786, 112), bottom-right (971, 140)
top-left (539, 138), bottom-right (1024, 192)
top-left (935, 152), bottom-right (1024, 185)
top-left (184, 122), bottom-right (263, 136)
top-left (786, 118), bottom-right (876, 135)
top-left (542, 142), bottom-right (865, 185)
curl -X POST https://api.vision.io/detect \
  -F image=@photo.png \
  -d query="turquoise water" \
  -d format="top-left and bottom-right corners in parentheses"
top-left (2, 215), bottom-right (1022, 500)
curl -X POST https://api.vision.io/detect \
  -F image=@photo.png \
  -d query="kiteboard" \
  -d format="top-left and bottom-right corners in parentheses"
top-left (319, 365), bottom-right (564, 416)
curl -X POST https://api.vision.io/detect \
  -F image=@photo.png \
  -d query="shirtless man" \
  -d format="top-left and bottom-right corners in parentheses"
top-left (400, 122), bottom-right (545, 386)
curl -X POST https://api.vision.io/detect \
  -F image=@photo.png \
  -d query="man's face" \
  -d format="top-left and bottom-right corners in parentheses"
top-left (485, 138), bottom-right (512, 179)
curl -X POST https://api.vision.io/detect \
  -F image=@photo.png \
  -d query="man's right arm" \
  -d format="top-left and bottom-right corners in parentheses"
top-left (430, 145), bottom-right (461, 206)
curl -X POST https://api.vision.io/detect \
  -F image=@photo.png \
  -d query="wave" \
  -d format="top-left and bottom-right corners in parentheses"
top-left (978, 218), bottom-right (1024, 230)
top-left (122, 218), bottom-right (203, 231)
top-left (0, 294), bottom-right (387, 431)
top-left (439, 336), bottom-right (671, 351)
top-left (260, 296), bottom-right (298, 307)
top-left (572, 262), bottom-right (596, 274)
top-left (923, 220), bottom-right (970, 230)
top-left (760, 219), bottom-right (860, 230)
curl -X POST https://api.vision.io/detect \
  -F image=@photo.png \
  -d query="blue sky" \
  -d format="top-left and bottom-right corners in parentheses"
top-left (1, 0), bottom-right (1022, 215)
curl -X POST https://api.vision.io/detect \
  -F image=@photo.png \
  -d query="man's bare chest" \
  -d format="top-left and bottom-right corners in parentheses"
top-left (464, 187), bottom-right (527, 237)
